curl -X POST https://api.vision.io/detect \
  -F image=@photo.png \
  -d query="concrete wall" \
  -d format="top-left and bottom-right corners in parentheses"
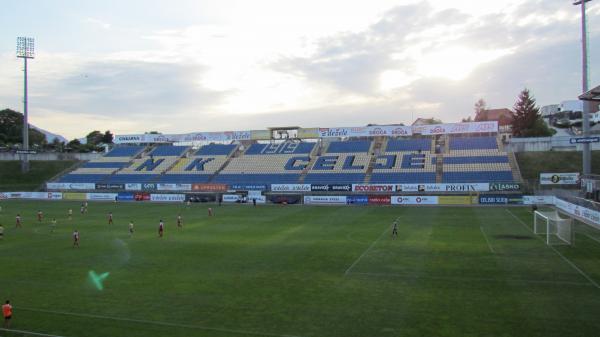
top-left (507, 136), bottom-right (600, 152)
top-left (0, 152), bottom-right (101, 161)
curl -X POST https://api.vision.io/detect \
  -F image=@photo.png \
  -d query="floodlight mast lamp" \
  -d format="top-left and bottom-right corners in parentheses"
top-left (16, 37), bottom-right (34, 173)
top-left (574, 0), bottom-right (592, 175)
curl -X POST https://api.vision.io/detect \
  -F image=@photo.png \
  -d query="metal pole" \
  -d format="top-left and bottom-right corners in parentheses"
top-left (577, 0), bottom-right (592, 175)
top-left (21, 57), bottom-right (29, 173)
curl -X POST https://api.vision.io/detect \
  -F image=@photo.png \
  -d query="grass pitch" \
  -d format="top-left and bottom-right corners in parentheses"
top-left (1, 201), bottom-right (600, 337)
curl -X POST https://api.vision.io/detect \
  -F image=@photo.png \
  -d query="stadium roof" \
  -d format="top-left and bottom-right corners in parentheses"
top-left (579, 85), bottom-right (600, 101)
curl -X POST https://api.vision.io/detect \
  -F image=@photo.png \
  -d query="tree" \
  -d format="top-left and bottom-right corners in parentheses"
top-left (0, 108), bottom-right (47, 146)
top-left (474, 98), bottom-right (488, 121)
top-left (102, 130), bottom-right (114, 144)
top-left (511, 89), bottom-right (555, 137)
top-left (86, 130), bottom-right (103, 145)
top-left (461, 116), bottom-right (473, 123)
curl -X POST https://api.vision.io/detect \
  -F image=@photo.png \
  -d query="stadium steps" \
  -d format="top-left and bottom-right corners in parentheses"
top-left (431, 138), bottom-right (436, 153)
top-left (363, 155), bottom-right (378, 183)
top-left (206, 151), bottom-right (238, 183)
top-left (161, 149), bottom-right (191, 174)
top-left (497, 137), bottom-right (505, 151)
top-left (507, 151), bottom-right (524, 182)
top-left (443, 135), bottom-right (450, 153)
top-left (298, 157), bottom-right (314, 183)
top-left (379, 138), bottom-right (388, 154)
top-left (435, 155), bottom-right (444, 183)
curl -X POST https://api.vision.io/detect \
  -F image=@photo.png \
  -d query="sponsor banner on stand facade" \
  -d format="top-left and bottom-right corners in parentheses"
top-left (489, 182), bottom-right (521, 192)
top-left (271, 184), bottom-right (311, 192)
top-left (391, 196), bottom-right (438, 205)
top-left (310, 184), bottom-right (330, 192)
top-left (540, 173), bottom-right (580, 185)
top-left (395, 183), bottom-right (489, 192)
top-left (63, 192), bottom-right (87, 200)
top-left (368, 195), bottom-right (391, 205)
top-left (95, 183), bottom-right (125, 190)
top-left (413, 121), bottom-right (498, 135)
top-left (230, 184), bottom-right (267, 191)
top-left (47, 182), bottom-right (96, 190)
top-left (317, 125), bottom-right (412, 138)
top-left (304, 196), bottom-right (347, 205)
top-left (330, 184), bottom-right (353, 192)
top-left (191, 183), bottom-right (228, 192)
top-left (117, 192), bottom-right (135, 201)
top-left (352, 184), bottom-right (395, 193)
top-left (439, 196), bottom-right (478, 205)
top-left (87, 193), bottom-right (118, 201)
top-left (142, 183), bottom-right (157, 191)
top-left (115, 131), bottom-right (255, 144)
top-left (223, 194), bottom-right (241, 202)
top-left (523, 195), bottom-right (555, 205)
top-left (157, 183), bottom-right (192, 191)
top-left (150, 194), bottom-right (186, 202)
top-left (125, 183), bottom-right (142, 191)
top-left (346, 195), bottom-right (368, 205)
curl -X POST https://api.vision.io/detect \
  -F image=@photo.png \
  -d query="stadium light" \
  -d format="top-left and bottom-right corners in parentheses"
top-left (573, 1), bottom-right (592, 175)
top-left (16, 37), bottom-right (35, 173)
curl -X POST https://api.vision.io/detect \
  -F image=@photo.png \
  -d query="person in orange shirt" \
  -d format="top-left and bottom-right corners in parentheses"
top-left (3, 300), bottom-right (12, 328)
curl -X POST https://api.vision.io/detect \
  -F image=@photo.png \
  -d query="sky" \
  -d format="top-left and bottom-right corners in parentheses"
top-left (0, 0), bottom-right (599, 140)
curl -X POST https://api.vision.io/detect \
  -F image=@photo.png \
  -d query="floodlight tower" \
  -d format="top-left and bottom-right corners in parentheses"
top-left (16, 37), bottom-right (34, 173)
top-left (574, 0), bottom-right (592, 175)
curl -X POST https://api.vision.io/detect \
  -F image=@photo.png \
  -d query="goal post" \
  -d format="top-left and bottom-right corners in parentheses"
top-left (533, 210), bottom-right (573, 245)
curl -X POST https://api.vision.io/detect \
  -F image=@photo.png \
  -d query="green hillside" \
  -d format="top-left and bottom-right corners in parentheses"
top-left (515, 151), bottom-right (600, 180)
top-left (0, 160), bottom-right (77, 191)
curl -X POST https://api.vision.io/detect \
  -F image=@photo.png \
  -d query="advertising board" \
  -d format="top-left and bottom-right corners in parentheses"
top-left (391, 196), bottom-right (438, 205)
top-left (271, 184), bottom-right (311, 192)
top-left (157, 184), bottom-right (192, 191)
top-left (192, 183), bottom-right (228, 192)
top-left (540, 173), bottom-right (580, 185)
top-left (522, 195), bottom-right (555, 205)
top-left (368, 195), bottom-right (391, 205)
top-left (303, 196), bottom-right (347, 205)
top-left (150, 194), bottom-right (186, 202)
top-left (86, 193), bottom-right (118, 201)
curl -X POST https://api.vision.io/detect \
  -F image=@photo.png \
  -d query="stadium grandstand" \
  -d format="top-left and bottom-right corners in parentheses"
top-left (50, 123), bottom-right (521, 187)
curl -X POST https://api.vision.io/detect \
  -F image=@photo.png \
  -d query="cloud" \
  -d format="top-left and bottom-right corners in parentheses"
top-left (84, 17), bottom-right (112, 30)
top-left (36, 60), bottom-right (226, 118)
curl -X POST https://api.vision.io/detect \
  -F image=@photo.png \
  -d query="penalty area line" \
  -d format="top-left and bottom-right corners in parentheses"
top-left (344, 216), bottom-right (398, 276)
top-left (479, 226), bottom-right (495, 254)
top-left (505, 209), bottom-right (600, 290)
top-left (0, 327), bottom-right (67, 337)
top-left (17, 307), bottom-right (304, 337)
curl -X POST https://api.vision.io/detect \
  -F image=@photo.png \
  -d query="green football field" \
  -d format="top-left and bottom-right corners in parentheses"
top-left (1, 201), bottom-right (600, 337)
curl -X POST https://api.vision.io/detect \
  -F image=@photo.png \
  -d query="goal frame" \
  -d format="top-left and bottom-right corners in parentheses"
top-left (533, 210), bottom-right (573, 245)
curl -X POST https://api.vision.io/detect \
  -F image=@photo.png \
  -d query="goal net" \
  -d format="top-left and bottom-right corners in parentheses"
top-left (534, 210), bottom-right (573, 245)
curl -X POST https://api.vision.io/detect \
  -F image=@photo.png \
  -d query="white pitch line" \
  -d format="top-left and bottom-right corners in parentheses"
top-left (344, 217), bottom-right (398, 276)
top-left (505, 209), bottom-right (600, 290)
top-left (17, 307), bottom-right (303, 337)
top-left (0, 327), bottom-right (67, 337)
top-left (480, 226), bottom-right (495, 254)
top-left (351, 271), bottom-right (593, 287)
top-left (582, 232), bottom-right (600, 245)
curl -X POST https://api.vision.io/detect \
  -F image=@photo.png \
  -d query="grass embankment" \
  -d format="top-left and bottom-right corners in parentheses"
top-left (515, 151), bottom-right (600, 180)
top-left (0, 160), bottom-right (77, 191)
